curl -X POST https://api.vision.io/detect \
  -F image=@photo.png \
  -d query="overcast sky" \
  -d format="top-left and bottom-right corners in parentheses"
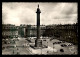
top-left (2, 2), bottom-right (77, 26)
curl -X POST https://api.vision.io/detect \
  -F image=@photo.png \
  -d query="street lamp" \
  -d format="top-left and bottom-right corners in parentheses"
top-left (41, 47), bottom-right (42, 54)
top-left (25, 41), bottom-right (26, 47)
top-left (47, 51), bottom-right (49, 55)
top-left (53, 43), bottom-right (54, 53)
top-left (41, 40), bottom-right (42, 54)
top-left (47, 42), bottom-right (48, 48)
top-left (17, 48), bottom-right (19, 55)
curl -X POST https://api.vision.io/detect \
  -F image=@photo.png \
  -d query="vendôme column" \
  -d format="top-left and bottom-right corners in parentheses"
top-left (35, 4), bottom-right (41, 47)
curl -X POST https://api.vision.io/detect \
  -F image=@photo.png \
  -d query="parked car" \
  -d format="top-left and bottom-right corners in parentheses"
top-left (7, 42), bottom-right (10, 44)
top-left (53, 41), bottom-right (64, 45)
top-left (60, 49), bottom-right (64, 52)
top-left (62, 41), bottom-right (65, 43)
top-left (61, 43), bottom-right (73, 47)
top-left (43, 40), bottom-right (46, 41)
top-left (61, 44), bottom-right (67, 47)
top-left (2, 47), bottom-right (5, 50)
top-left (66, 43), bottom-right (73, 46)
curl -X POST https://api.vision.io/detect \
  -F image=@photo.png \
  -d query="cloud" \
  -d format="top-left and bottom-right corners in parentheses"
top-left (2, 2), bottom-right (77, 25)
top-left (47, 3), bottom-right (77, 24)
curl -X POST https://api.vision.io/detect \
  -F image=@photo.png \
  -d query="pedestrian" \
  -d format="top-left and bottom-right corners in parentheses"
top-left (17, 52), bottom-right (19, 55)
top-left (14, 45), bottom-right (16, 47)
top-left (17, 48), bottom-right (19, 50)
top-left (23, 44), bottom-right (24, 47)
top-left (13, 50), bottom-right (14, 54)
top-left (47, 51), bottom-right (49, 53)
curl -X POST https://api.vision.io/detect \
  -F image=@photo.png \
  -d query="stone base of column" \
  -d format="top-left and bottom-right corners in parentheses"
top-left (30, 39), bottom-right (48, 49)
top-left (35, 39), bottom-right (42, 47)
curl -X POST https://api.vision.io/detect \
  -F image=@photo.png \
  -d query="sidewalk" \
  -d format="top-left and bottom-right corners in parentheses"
top-left (28, 45), bottom-right (77, 55)
top-left (28, 46), bottom-right (53, 54)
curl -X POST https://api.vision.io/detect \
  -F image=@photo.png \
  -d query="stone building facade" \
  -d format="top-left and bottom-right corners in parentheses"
top-left (2, 24), bottom-right (18, 39)
top-left (18, 24), bottom-right (26, 37)
top-left (26, 25), bottom-right (46, 37)
top-left (43, 23), bottom-right (78, 44)
top-left (2, 23), bottom-right (78, 44)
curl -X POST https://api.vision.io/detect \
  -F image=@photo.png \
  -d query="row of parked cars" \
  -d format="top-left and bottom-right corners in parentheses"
top-left (61, 43), bottom-right (73, 47)
top-left (53, 41), bottom-right (65, 44)
top-left (53, 41), bottom-right (73, 47)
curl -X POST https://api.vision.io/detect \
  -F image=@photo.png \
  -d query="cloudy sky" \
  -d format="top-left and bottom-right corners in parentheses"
top-left (2, 2), bottom-right (77, 26)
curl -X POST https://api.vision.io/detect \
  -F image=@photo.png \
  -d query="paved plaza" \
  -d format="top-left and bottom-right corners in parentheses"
top-left (2, 37), bottom-right (78, 55)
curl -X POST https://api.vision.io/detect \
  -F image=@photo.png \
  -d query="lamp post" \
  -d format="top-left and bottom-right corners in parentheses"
top-left (17, 48), bottom-right (19, 55)
top-left (53, 43), bottom-right (54, 53)
top-left (47, 42), bottom-right (48, 48)
top-left (41, 40), bottom-right (42, 54)
top-left (41, 47), bottom-right (42, 54)
top-left (46, 42), bottom-right (48, 54)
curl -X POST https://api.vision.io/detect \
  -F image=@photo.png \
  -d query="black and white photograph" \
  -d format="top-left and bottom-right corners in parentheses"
top-left (2, 2), bottom-right (78, 55)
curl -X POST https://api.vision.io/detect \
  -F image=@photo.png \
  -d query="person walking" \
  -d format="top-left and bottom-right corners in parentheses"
top-left (13, 50), bottom-right (14, 54)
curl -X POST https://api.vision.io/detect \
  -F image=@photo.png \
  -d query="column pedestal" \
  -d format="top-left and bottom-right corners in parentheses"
top-left (35, 39), bottom-right (42, 47)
